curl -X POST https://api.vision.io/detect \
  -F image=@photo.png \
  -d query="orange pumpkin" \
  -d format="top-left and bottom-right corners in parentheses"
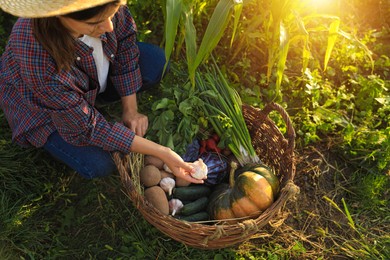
top-left (207, 162), bottom-right (279, 222)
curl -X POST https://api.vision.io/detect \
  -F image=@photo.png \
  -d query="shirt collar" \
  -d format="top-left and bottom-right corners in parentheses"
top-left (75, 33), bottom-right (108, 56)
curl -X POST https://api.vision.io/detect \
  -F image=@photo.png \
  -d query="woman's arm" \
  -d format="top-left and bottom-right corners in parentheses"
top-left (130, 135), bottom-right (204, 184)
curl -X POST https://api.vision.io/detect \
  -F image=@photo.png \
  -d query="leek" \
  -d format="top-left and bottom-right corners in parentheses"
top-left (196, 64), bottom-right (260, 166)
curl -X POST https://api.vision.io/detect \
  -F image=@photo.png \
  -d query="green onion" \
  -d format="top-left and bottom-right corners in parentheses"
top-left (196, 63), bottom-right (260, 166)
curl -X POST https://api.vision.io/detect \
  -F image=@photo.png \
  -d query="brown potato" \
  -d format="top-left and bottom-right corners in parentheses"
top-left (140, 165), bottom-right (161, 187)
top-left (144, 155), bottom-right (164, 169)
top-left (160, 170), bottom-right (175, 179)
top-left (175, 177), bottom-right (191, 187)
top-left (144, 186), bottom-right (169, 215)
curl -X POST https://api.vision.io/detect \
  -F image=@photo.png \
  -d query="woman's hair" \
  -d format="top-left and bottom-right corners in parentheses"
top-left (32, 1), bottom-right (121, 72)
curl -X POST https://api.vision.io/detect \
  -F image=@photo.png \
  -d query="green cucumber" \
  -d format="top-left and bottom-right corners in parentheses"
top-left (180, 197), bottom-right (209, 216)
top-left (172, 185), bottom-right (211, 201)
top-left (175, 211), bottom-right (209, 222)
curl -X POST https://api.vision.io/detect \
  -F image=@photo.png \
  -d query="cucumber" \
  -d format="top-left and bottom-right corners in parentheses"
top-left (175, 211), bottom-right (209, 222)
top-left (180, 197), bottom-right (209, 216)
top-left (172, 185), bottom-right (211, 201)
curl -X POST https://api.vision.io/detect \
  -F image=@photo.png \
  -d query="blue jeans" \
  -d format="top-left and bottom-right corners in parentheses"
top-left (43, 42), bottom-right (166, 179)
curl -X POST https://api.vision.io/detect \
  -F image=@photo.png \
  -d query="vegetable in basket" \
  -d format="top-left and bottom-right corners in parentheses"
top-left (207, 162), bottom-right (280, 222)
top-left (164, 158), bottom-right (208, 180)
top-left (160, 177), bottom-right (176, 196)
top-left (181, 138), bottom-right (229, 186)
top-left (199, 152), bottom-right (229, 186)
top-left (169, 199), bottom-right (184, 216)
top-left (190, 158), bottom-right (208, 179)
top-left (140, 165), bottom-right (161, 187)
top-left (144, 186), bottom-right (170, 215)
top-left (195, 63), bottom-right (260, 166)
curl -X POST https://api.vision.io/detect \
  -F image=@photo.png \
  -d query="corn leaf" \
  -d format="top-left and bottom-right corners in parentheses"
top-left (324, 19), bottom-right (340, 71)
top-left (164, 0), bottom-right (183, 72)
top-left (190, 0), bottom-right (234, 83)
top-left (183, 1), bottom-right (197, 86)
top-left (230, 1), bottom-right (243, 47)
top-left (293, 11), bottom-right (311, 73)
top-left (275, 22), bottom-right (289, 99)
top-left (302, 41), bottom-right (310, 73)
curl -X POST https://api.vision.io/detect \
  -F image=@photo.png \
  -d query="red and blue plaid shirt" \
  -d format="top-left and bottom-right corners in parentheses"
top-left (0, 6), bottom-right (142, 153)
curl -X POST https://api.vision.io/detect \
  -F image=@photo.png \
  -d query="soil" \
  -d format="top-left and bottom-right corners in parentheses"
top-left (246, 144), bottom-right (368, 259)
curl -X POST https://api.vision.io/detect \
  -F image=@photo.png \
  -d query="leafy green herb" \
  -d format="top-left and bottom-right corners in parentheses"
top-left (148, 72), bottom-right (205, 155)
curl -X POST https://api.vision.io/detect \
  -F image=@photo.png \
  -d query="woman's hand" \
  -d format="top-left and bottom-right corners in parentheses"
top-left (130, 136), bottom-right (204, 184)
top-left (122, 110), bottom-right (148, 137)
top-left (121, 94), bottom-right (148, 137)
top-left (163, 151), bottom-right (205, 184)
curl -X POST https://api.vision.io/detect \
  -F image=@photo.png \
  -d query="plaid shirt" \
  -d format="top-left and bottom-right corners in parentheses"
top-left (0, 6), bottom-right (142, 154)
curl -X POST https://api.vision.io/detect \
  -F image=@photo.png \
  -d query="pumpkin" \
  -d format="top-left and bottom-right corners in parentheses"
top-left (207, 162), bottom-right (280, 222)
top-left (234, 163), bottom-right (280, 197)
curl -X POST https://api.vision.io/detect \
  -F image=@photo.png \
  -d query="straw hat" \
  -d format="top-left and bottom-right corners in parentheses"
top-left (0, 0), bottom-right (126, 18)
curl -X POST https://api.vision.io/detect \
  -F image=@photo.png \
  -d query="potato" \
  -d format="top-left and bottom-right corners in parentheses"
top-left (175, 177), bottom-right (191, 187)
top-left (144, 186), bottom-right (169, 215)
top-left (140, 165), bottom-right (161, 187)
top-left (144, 155), bottom-right (164, 169)
top-left (160, 170), bottom-right (175, 179)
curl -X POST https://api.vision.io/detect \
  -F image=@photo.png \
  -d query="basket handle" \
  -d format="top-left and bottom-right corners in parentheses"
top-left (260, 102), bottom-right (296, 154)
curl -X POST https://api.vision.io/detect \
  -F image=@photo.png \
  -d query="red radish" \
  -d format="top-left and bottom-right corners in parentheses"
top-left (206, 138), bottom-right (221, 153)
top-left (199, 139), bottom-right (207, 154)
top-left (211, 133), bottom-right (220, 142)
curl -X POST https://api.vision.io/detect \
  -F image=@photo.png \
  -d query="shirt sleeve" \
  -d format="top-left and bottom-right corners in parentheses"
top-left (109, 6), bottom-right (142, 96)
top-left (30, 74), bottom-right (135, 153)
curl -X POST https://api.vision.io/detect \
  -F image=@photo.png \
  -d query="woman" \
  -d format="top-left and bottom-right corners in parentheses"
top-left (0, 0), bottom-right (203, 183)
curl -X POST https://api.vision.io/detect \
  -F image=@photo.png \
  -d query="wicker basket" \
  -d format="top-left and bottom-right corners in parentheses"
top-left (113, 102), bottom-right (299, 249)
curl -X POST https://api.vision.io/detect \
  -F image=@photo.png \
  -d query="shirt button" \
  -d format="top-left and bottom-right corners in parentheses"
top-left (110, 54), bottom-right (114, 58)
top-left (76, 57), bottom-right (81, 61)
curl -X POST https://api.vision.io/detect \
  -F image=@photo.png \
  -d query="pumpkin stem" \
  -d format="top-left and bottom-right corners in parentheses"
top-left (229, 161), bottom-right (238, 187)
